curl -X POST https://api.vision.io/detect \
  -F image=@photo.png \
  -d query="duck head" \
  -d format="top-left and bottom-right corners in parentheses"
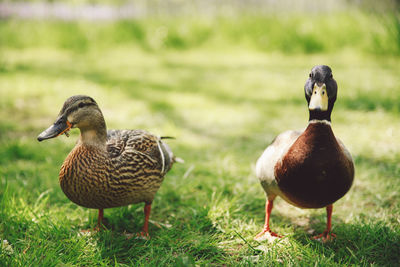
top-left (38, 95), bottom-right (106, 144)
top-left (304, 65), bottom-right (337, 122)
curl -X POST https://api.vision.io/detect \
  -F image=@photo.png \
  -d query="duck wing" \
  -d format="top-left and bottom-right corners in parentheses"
top-left (106, 129), bottom-right (173, 176)
top-left (256, 130), bottom-right (301, 182)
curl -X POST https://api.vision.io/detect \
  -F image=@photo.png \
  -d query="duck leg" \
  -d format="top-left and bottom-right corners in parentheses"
top-left (138, 203), bottom-right (151, 238)
top-left (96, 209), bottom-right (104, 230)
top-left (255, 198), bottom-right (282, 240)
top-left (312, 204), bottom-right (336, 242)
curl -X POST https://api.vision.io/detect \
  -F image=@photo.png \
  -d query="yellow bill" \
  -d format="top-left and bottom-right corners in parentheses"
top-left (309, 83), bottom-right (328, 111)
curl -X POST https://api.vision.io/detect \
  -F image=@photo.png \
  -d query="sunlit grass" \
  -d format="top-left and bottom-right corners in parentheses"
top-left (1, 16), bottom-right (400, 266)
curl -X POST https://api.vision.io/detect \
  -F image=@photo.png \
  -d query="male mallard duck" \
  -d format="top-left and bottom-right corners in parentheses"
top-left (38, 95), bottom-right (177, 237)
top-left (255, 65), bottom-right (354, 241)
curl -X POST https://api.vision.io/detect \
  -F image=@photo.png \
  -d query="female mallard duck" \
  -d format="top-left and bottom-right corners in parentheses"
top-left (255, 65), bottom-right (354, 242)
top-left (38, 95), bottom-right (177, 237)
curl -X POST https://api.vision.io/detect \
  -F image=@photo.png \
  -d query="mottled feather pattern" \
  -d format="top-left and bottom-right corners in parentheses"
top-left (59, 129), bottom-right (172, 209)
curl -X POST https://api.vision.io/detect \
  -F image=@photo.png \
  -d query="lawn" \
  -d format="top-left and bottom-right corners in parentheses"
top-left (0, 10), bottom-right (400, 266)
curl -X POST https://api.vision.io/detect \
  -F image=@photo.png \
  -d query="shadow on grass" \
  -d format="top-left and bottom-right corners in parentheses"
top-left (0, 185), bottom-right (227, 265)
top-left (246, 179), bottom-right (399, 266)
top-left (94, 204), bottom-right (226, 265)
top-left (292, 220), bottom-right (400, 266)
top-left (247, 206), bottom-right (400, 266)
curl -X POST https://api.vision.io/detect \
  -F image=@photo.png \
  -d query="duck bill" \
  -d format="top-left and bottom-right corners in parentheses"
top-left (37, 118), bottom-right (72, 142)
top-left (309, 83), bottom-right (328, 111)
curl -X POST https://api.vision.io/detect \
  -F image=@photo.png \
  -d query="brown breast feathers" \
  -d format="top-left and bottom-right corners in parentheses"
top-left (274, 123), bottom-right (354, 208)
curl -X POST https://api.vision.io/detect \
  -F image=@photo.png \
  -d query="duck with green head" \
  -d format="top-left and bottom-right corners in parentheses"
top-left (38, 95), bottom-right (177, 238)
top-left (255, 65), bottom-right (354, 242)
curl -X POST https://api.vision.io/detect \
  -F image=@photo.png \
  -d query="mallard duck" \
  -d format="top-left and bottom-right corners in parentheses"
top-left (38, 95), bottom-right (177, 237)
top-left (255, 65), bottom-right (354, 242)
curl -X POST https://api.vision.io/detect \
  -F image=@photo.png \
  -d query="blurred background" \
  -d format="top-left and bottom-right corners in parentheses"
top-left (0, 0), bottom-right (399, 266)
top-left (1, 0), bottom-right (399, 53)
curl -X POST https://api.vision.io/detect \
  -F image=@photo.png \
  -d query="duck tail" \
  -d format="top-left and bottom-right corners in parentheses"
top-left (173, 156), bottom-right (185, 164)
top-left (159, 136), bottom-right (184, 167)
top-left (160, 136), bottom-right (175, 140)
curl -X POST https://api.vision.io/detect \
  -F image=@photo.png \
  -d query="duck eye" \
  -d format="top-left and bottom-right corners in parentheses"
top-left (78, 102), bottom-right (85, 108)
top-left (322, 90), bottom-right (325, 95)
top-left (309, 73), bottom-right (312, 78)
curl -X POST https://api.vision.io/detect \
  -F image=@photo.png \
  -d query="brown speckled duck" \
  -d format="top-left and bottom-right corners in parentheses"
top-left (38, 95), bottom-right (177, 237)
top-left (255, 65), bottom-right (354, 242)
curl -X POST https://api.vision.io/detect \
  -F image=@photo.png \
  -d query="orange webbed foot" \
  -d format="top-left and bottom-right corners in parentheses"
top-left (123, 231), bottom-right (150, 240)
top-left (93, 225), bottom-right (105, 232)
top-left (254, 228), bottom-right (283, 241)
top-left (136, 231), bottom-right (150, 240)
top-left (312, 230), bottom-right (336, 242)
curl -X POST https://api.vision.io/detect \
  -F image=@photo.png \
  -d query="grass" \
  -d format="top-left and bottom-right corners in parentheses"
top-left (1, 11), bottom-right (400, 266)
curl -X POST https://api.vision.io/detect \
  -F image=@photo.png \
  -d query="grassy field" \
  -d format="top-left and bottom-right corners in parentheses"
top-left (1, 11), bottom-right (400, 266)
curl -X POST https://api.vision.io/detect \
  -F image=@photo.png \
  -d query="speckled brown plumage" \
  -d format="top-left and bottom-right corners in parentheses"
top-left (59, 130), bottom-right (172, 209)
top-left (38, 95), bottom-right (177, 236)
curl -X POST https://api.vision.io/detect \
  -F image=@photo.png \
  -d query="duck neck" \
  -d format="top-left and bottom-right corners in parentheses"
top-left (303, 119), bottom-right (335, 145)
top-left (308, 109), bottom-right (332, 122)
top-left (78, 118), bottom-right (107, 149)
